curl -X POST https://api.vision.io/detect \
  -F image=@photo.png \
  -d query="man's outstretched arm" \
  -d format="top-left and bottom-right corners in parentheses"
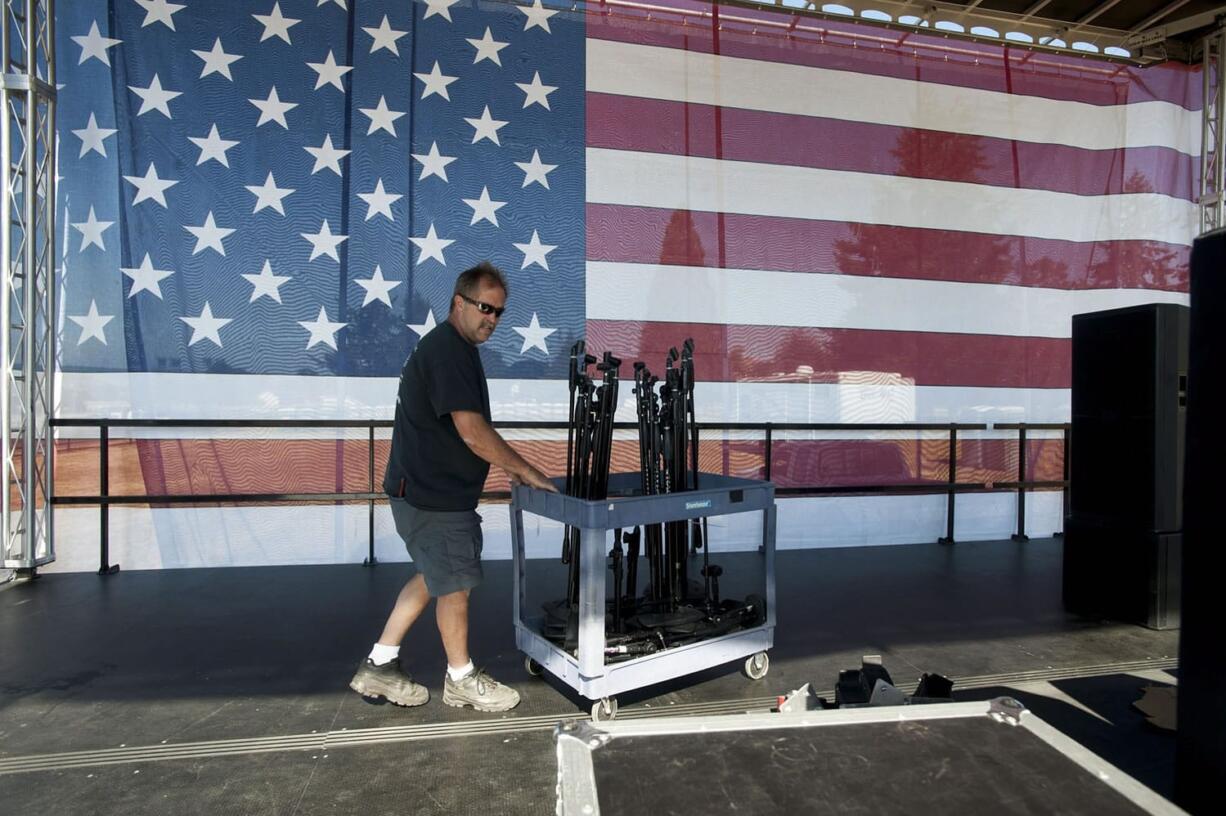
top-left (451, 410), bottom-right (559, 492)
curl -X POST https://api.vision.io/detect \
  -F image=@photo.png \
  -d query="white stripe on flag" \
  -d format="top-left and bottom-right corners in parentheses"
top-left (57, 373), bottom-right (1073, 424)
top-left (586, 39), bottom-right (1201, 156)
top-left (45, 491), bottom-right (1066, 572)
top-left (585, 261), bottom-right (1189, 338)
top-left (586, 148), bottom-right (1199, 246)
top-left (45, 490), bottom-right (1064, 570)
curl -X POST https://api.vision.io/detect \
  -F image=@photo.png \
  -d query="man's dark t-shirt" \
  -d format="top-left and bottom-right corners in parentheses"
top-left (383, 321), bottom-right (491, 511)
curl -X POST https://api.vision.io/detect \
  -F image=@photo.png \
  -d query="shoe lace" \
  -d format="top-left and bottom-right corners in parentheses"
top-left (472, 668), bottom-right (500, 695)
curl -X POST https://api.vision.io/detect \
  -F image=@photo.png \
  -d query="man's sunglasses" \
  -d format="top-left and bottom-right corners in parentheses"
top-left (459, 293), bottom-right (506, 318)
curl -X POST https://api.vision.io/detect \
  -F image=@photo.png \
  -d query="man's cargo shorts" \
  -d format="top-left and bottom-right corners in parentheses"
top-left (389, 498), bottom-right (484, 596)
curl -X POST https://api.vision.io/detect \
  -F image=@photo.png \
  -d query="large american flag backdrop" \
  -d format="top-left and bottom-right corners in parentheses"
top-left (50, 0), bottom-right (1198, 569)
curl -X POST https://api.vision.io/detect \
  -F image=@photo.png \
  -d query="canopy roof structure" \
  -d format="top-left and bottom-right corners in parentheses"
top-left (753, 0), bottom-right (1226, 63)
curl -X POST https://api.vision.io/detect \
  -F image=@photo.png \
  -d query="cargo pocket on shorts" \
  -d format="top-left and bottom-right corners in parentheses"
top-left (440, 513), bottom-right (481, 576)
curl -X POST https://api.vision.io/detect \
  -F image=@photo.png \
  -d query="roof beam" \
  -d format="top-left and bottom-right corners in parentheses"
top-left (1124, 3), bottom-right (1226, 48)
top-left (1059, 0), bottom-right (1126, 40)
top-left (1131, 0), bottom-right (1195, 33)
top-left (1076, 0), bottom-right (1125, 28)
top-left (1018, 1), bottom-right (1054, 24)
top-left (724, 0), bottom-right (1219, 64)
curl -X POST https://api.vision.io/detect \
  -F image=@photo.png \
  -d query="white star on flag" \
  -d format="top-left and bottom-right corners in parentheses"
top-left (72, 206), bottom-right (113, 251)
top-left (242, 260), bottom-right (292, 303)
top-left (302, 219), bottom-right (348, 262)
top-left (462, 187), bottom-right (507, 226)
top-left (193, 38), bottom-right (243, 80)
top-left (515, 149), bottom-right (557, 188)
top-left (318, 0), bottom-right (347, 8)
top-left (123, 163), bottom-right (178, 207)
top-left (72, 113), bottom-right (117, 158)
top-left (363, 15), bottom-right (407, 55)
top-left (408, 310), bottom-right (438, 338)
top-left (465, 106), bottom-right (508, 145)
top-left (250, 86), bottom-right (297, 128)
top-left (514, 230), bottom-right (556, 270)
top-left (411, 142), bottom-right (456, 182)
top-left (358, 179), bottom-right (401, 221)
top-left (414, 62), bottom-right (458, 101)
top-left (516, 72), bottom-right (557, 109)
top-left (467, 28), bottom-right (509, 66)
top-left (246, 172), bottom-right (295, 215)
top-left (135, 0), bottom-right (184, 30)
top-left (307, 51), bottom-right (353, 91)
top-left (71, 21), bottom-right (121, 66)
top-left (128, 74), bottom-right (181, 118)
top-left (409, 223), bottom-right (455, 266)
top-left (355, 265), bottom-right (402, 307)
top-left (180, 302), bottom-right (233, 347)
top-left (305, 134), bottom-right (350, 176)
top-left (188, 124), bottom-right (239, 167)
top-left (121, 253), bottom-right (175, 299)
top-left (512, 312), bottom-right (557, 354)
top-left (360, 96), bottom-right (406, 136)
top-left (519, 0), bottom-right (558, 32)
top-left (184, 212), bottom-right (236, 256)
top-left (253, 2), bottom-right (300, 43)
top-left (68, 300), bottom-right (114, 346)
top-left (423, 0), bottom-right (460, 22)
top-left (299, 306), bottom-right (346, 350)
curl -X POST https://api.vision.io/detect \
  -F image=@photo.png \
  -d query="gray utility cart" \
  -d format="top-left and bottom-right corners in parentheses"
top-left (510, 472), bottom-right (776, 720)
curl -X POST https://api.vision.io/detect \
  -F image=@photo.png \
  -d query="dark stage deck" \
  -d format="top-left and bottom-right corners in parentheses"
top-left (1, 538), bottom-right (1180, 815)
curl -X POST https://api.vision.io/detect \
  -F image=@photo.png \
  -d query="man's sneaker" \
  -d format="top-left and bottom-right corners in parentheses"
top-left (443, 667), bottom-right (521, 712)
top-left (349, 658), bottom-right (429, 707)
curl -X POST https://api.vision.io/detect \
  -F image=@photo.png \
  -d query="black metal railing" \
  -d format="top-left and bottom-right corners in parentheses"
top-left (994, 423), bottom-right (1071, 542)
top-left (48, 418), bottom-right (1069, 574)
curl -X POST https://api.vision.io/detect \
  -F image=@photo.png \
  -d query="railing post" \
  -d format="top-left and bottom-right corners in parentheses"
top-left (764, 423), bottom-right (773, 482)
top-left (1012, 425), bottom-right (1029, 542)
top-left (364, 424), bottom-right (377, 567)
top-left (938, 425), bottom-right (957, 545)
top-left (758, 423), bottom-right (774, 554)
top-left (97, 424), bottom-right (118, 575)
top-left (1056, 425), bottom-right (1069, 537)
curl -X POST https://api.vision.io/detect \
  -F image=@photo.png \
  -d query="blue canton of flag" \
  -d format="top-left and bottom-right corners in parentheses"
top-left (56, 0), bottom-right (585, 380)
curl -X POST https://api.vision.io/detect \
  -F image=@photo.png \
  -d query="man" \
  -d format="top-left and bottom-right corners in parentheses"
top-left (350, 261), bottom-right (558, 712)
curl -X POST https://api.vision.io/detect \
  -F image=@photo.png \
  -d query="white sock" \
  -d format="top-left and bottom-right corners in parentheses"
top-left (368, 643), bottom-right (400, 666)
top-left (447, 660), bottom-right (474, 681)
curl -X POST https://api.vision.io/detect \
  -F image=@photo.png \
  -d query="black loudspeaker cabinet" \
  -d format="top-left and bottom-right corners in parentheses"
top-left (1175, 227), bottom-right (1226, 813)
top-left (1069, 303), bottom-right (1188, 532)
top-left (1062, 517), bottom-right (1180, 630)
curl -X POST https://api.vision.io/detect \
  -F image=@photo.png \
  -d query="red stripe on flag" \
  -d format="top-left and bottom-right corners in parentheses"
top-left (587, 320), bottom-right (1069, 388)
top-left (585, 205), bottom-right (1190, 292)
top-left (52, 437), bottom-right (1064, 497)
top-left (586, 4), bottom-right (1200, 111)
top-left (760, 438), bottom-right (1065, 488)
top-left (587, 93), bottom-right (1196, 201)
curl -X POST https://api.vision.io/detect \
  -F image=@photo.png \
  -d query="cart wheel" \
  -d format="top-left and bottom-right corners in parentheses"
top-left (524, 656), bottom-right (543, 677)
top-left (591, 697), bottom-right (618, 722)
top-left (744, 651), bottom-right (770, 681)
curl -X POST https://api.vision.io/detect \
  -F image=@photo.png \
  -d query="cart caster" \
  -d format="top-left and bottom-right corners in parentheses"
top-left (524, 656), bottom-right (543, 677)
top-left (744, 651), bottom-right (770, 681)
top-left (591, 697), bottom-right (618, 722)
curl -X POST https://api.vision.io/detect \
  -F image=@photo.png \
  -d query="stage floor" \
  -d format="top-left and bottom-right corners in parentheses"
top-left (1, 537), bottom-right (1179, 815)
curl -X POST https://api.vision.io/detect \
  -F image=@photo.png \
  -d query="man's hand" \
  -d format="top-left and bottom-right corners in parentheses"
top-left (521, 467), bottom-right (559, 493)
